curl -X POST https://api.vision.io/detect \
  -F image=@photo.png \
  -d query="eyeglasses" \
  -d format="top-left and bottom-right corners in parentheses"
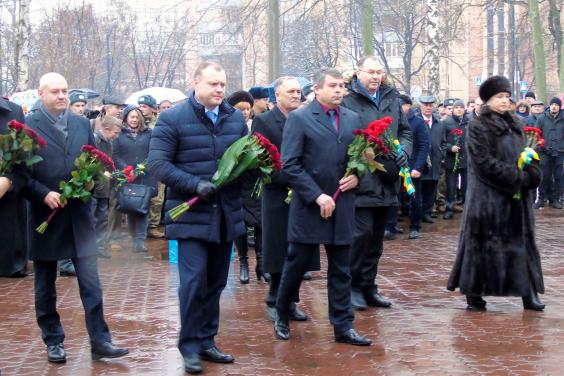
top-left (359, 70), bottom-right (383, 77)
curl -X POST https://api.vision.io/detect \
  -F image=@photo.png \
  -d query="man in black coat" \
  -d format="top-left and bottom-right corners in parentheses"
top-left (0, 96), bottom-right (28, 277)
top-left (252, 76), bottom-right (316, 322)
top-left (341, 56), bottom-right (413, 310)
top-left (413, 95), bottom-right (446, 226)
top-left (148, 62), bottom-right (247, 374)
top-left (274, 67), bottom-right (371, 346)
top-left (535, 97), bottom-right (564, 209)
top-left (442, 100), bottom-right (469, 219)
top-left (24, 73), bottom-right (128, 364)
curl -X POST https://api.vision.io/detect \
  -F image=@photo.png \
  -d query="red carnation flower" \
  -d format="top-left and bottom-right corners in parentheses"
top-left (537, 138), bottom-right (546, 148)
top-left (8, 120), bottom-right (24, 132)
top-left (450, 128), bottom-right (463, 137)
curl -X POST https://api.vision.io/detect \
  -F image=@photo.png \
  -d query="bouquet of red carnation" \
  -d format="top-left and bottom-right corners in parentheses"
top-left (523, 126), bottom-right (545, 149)
top-left (332, 117), bottom-right (393, 202)
top-left (37, 145), bottom-right (116, 233)
top-left (1, 120), bottom-right (47, 174)
top-left (450, 128), bottom-right (463, 173)
top-left (168, 132), bottom-right (282, 221)
top-left (112, 161), bottom-right (146, 187)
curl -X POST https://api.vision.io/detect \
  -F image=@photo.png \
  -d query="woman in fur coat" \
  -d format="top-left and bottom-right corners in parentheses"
top-left (447, 76), bottom-right (545, 311)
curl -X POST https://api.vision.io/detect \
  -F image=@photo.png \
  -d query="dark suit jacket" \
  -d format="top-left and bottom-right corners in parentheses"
top-left (0, 98), bottom-right (28, 275)
top-left (443, 114), bottom-right (468, 170)
top-left (420, 113), bottom-right (446, 181)
top-left (24, 109), bottom-right (98, 261)
top-left (282, 99), bottom-right (362, 245)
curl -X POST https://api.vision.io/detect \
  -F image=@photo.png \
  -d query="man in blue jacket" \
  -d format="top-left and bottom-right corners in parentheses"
top-left (148, 62), bottom-right (247, 374)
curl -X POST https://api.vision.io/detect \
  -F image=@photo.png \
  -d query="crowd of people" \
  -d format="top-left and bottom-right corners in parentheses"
top-left (0, 55), bottom-right (562, 374)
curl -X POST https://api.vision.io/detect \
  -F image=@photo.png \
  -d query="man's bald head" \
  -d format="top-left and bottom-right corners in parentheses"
top-left (38, 72), bottom-right (69, 115)
top-left (39, 72), bottom-right (67, 91)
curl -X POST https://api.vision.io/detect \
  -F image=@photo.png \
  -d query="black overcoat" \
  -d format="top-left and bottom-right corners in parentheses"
top-left (443, 114), bottom-right (468, 170)
top-left (282, 99), bottom-right (362, 246)
top-left (421, 113), bottom-right (446, 181)
top-left (341, 78), bottom-right (413, 207)
top-left (447, 106), bottom-right (544, 296)
top-left (24, 109), bottom-right (98, 261)
top-left (252, 107), bottom-right (320, 273)
top-left (0, 98), bottom-right (28, 275)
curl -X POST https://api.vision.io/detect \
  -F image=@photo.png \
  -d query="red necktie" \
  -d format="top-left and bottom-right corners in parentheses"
top-left (424, 119), bottom-right (430, 125)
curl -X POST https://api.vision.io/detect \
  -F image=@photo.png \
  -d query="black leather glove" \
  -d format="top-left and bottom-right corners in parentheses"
top-left (392, 150), bottom-right (409, 169)
top-left (196, 180), bottom-right (217, 201)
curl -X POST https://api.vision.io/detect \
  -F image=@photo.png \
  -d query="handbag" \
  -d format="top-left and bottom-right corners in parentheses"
top-left (115, 184), bottom-right (152, 215)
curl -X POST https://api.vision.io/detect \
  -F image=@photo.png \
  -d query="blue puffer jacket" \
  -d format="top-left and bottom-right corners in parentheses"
top-left (113, 127), bottom-right (157, 195)
top-left (147, 94), bottom-right (248, 243)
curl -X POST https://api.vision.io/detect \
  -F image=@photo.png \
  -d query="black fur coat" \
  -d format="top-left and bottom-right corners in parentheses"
top-left (447, 106), bottom-right (544, 297)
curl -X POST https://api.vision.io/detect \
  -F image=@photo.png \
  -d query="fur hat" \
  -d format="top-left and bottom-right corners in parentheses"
top-left (227, 90), bottom-right (254, 107)
top-left (549, 97), bottom-right (562, 108)
top-left (479, 75), bottom-right (511, 103)
top-left (248, 86), bottom-right (270, 100)
top-left (399, 94), bottom-right (412, 106)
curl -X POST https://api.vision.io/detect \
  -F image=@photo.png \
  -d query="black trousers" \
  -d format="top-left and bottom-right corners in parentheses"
top-left (422, 179), bottom-right (438, 216)
top-left (410, 178), bottom-right (438, 230)
top-left (92, 197), bottom-right (109, 250)
top-left (539, 153), bottom-right (563, 202)
top-left (445, 169), bottom-right (468, 211)
top-left (234, 226), bottom-right (262, 261)
top-left (177, 238), bottom-right (231, 355)
top-left (350, 207), bottom-right (389, 293)
top-left (34, 256), bottom-right (111, 346)
top-left (276, 242), bottom-right (354, 335)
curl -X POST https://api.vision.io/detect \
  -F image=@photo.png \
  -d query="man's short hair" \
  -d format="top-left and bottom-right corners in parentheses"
top-left (194, 61), bottom-right (224, 79)
top-left (467, 99), bottom-right (475, 106)
top-left (357, 55), bottom-right (384, 69)
top-left (273, 76), bottom-right (299, 91)
top-left (312, 68), bottom-right (342, 88)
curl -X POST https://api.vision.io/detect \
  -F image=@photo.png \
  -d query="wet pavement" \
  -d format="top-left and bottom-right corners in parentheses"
top-left (1, 208), bottom-right (563, 375)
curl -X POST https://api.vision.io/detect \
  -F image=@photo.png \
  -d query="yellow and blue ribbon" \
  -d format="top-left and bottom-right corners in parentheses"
top-left (518, 147), bottom-right (539, 170)
top-left (393, 140), bottom-right (415, 196)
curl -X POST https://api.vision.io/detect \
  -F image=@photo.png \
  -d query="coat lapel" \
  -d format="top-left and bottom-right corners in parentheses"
top-left (310, 100), bottom-right (337, 136)
top-left (66, 113), bottom-right (79, 151)
top-left (32, 111), bottom-right (66, 151)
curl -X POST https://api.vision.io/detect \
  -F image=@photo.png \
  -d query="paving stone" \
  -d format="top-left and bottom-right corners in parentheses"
top-left (0, 208), bottom-right (562, 374)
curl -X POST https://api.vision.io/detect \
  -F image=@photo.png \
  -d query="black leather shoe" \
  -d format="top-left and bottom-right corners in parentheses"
top-left (239, 261), bottom-right (249, 284)
top-left (9, 269), bottom-right (29, 278)
top-left (365, 292), bottom-right (392, 308)
top-left (522, 285), bottom-right (545, 311)
top-left (391, 226), bottom-right (404, 234)
top-left (47, 343), bottom-right (66, 363)
top-left (267, 305), bottom-right (278, 322)
top-left (351, 289), bottom-right (367, 311)
top-left (466, 295), bottom-right (487, 311)
top-left (430, 212), bottom-right (438, 218)
top-left (184, 353), bottom-right (203, 374)
top-left (289, 303), bottom-right (308, 321)
top-left (91, 342), bottom-right (129, 360)
top-left (302, 271), bottom-right (312, 280)
top-left (383, 230), bottom-right (396, 241)
top-left (274, 318), bottom-right (290, 340)
top-left (199, 347), bottom-right (234, 364)
top-left (422, 215), bottom-right (435, 223)
top-left (408, 230), bottom-right (420, 239)
top-left (443, 211), bottom-right (454, 220)
top-left (335, 329), bottom-right (372, 346)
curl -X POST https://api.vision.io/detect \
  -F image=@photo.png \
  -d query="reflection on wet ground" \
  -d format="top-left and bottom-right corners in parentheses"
top-left (0, 208), bottom-right (563, 375)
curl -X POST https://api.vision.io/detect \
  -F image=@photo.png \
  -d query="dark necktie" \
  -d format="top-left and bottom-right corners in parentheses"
top-left (328, 109), bottom-right (337, 131)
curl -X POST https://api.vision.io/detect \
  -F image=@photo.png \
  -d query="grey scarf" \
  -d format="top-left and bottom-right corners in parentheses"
top-left (40, 103), bottom-right (69, 139)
